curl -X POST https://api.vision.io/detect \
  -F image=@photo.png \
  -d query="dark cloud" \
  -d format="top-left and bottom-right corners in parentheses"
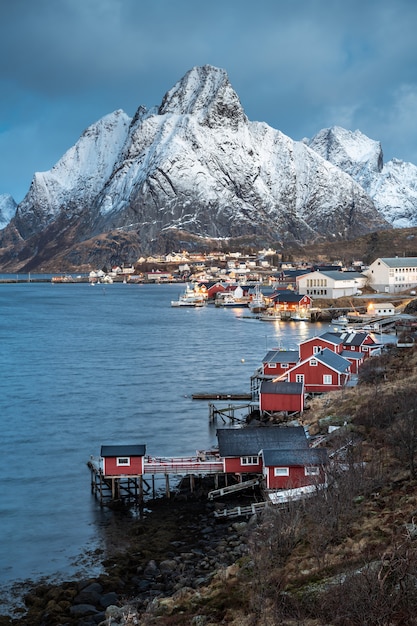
top-left (1, 0), bottom-right (416, 201)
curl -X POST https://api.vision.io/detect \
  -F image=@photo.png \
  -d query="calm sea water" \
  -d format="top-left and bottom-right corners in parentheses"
top-left (0, 281), bottom-right (346, 608)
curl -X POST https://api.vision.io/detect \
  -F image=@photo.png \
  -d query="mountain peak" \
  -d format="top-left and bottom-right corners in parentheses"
top-left (159, 65), bottom-right (247, 128)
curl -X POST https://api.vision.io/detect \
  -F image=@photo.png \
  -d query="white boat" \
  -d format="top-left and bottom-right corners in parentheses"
top-left (332, 315), bottom-right (349, 327)
top-left (171, 284), bottom-right (207, 307)
top-left (259, 309), bottom-right (281, 321)
top-left (248, 285), bottom-right (267, 314)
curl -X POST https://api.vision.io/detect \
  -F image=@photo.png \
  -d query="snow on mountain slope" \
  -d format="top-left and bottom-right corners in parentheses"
top-left (88, 66), bottom-right (385, 244)
top-left (307, 126), bottom-right (417, 227)
top-left (15, 110), bottom-right (131, 238)
top-left (0, 66), bottom-right (394, 270)
top-left (0, 194), bottom-right (17, 229)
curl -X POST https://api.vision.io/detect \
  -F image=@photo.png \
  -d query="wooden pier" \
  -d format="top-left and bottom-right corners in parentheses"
top-left (88, 455), bottom-right (225, 506)
top-left (192, 392), bottom-right (252, 400)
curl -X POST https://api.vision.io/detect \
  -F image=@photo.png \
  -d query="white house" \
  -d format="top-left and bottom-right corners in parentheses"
top-left (366, 257), bottom-right (417, 293)
top-left (297, 271), bottom-right (366, 298)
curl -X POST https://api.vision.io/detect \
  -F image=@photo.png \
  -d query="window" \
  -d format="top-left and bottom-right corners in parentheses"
top-left (281, 363), bottom-right (289, 369)
top-left (241, 456), bottom-right (259, 465)
top-left (267, 363), bottom-right (277, 368)
top-left (313, 345), bottom-right (320, 354)
top-left (305, 466), bottom-right (319, 476)
top-left (117, 457), bottom-right (130, 466)
top-left (323, 375), bottom-right (332, 385)
top-left (296, 374), bottom-right (304, 383)
top-left (274, 467), bottom-right (289, 476)
top-left (310, 359), bottom-right (318, 366)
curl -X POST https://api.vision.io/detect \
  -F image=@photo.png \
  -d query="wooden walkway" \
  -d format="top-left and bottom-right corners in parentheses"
top-left (208, 477), bottom-right (260, 500)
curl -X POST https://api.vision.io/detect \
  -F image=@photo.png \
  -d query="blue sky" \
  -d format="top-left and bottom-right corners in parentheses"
top-left (1, 0), bottom-right (417, 203)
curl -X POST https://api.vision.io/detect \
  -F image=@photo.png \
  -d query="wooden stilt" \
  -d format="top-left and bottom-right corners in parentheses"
top-left (165, 474), bottom-right (170, 498)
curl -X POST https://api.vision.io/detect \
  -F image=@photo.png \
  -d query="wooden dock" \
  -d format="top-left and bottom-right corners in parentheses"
top-left (192, 392), bottom-right (252, 400)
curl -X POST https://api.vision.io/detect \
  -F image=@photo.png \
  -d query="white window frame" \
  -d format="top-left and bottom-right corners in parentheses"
top-left (305, 466), bottom-right (319, 476)
top-left (241, 456), bottom-right (259, 465)
top-left (313, 346), bottom-right (320, 354)
top-left (274, 467), bottom-right (289, 476)
top-left (310, 359), bottom-right (318, 366)
top-left (117, 457), bottom-right (131, 466)
top-left (267, 363), bottom-right (277, 368)
top-left (323, 374), bottom-right (332, 385)
top-left (281, 363), bottom-right (289, 369)
top-left (296, 374), bottom-right (304, 383)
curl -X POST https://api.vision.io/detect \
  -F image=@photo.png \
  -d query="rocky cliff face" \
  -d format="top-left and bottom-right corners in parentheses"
top-left (307, 126), bottom-right (417, 228)
top-left (0, 66), bottom-right (392, 271)
top-left (0, 194), bottom-right (17, 230)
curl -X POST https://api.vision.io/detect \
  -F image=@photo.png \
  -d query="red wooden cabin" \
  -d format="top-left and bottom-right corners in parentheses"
top-left (261, 447), bottom-right (327, 490)
top-left (282, 348), bottom-right (351, 393)
top-left (100, 444), bottom-right (146, 476)
top-left (259, 380), bottom-right (304, 414)
top-left (261, 350), bottom-right (299, 376)
top-left (216, 426), bottom-right (307, 475)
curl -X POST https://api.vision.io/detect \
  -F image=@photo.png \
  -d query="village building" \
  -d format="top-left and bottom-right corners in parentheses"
top-left (259, 380), bottom-right (304, 414)
top-left (297, 270), bottom-right (366, 298)
top-left (216, 426), bottom-right (308, 474)
top-left (261, 447), bottom-right (327, 490)
top-left (270, 291), bottom-right (312, 318)
top-left (100, 444), bottom-right (146, 476)
top-left (366, 257), bottom-right (417, 293)
top-left (367, 301), bottom-right (397, 317)
top-left (261, 349), bottom-right (300, 376)
top-left (278, 348), bottom-right (351, 394)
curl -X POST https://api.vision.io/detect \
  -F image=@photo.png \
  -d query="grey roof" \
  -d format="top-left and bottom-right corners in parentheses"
top-left (317, 332), bottom-right (345, 346)
top-left (315, 348), bottom-right (351, 373)
top-left (263, 350), bottom-right (299, 363)
top-left (379, 257), bottom-right (417, 268)
top-left (341, 350), bottom-right (363, 361)
top-left (316, 270), bottom-right (364, 281)
top-left (216, 426), bottom-right (307, 457)
top-left (260, 381), bottom-right (304, 395)
top-left (101, 444), bottom-right (146, 457)
top-left (262, 447), bottom-right (328, 466)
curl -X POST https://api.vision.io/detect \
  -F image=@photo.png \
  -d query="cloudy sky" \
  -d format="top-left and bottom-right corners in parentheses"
top-left (1, 0), bottom-right (416, 202)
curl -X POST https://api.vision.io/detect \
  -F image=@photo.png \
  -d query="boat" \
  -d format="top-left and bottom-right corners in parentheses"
top-left (171, 284), bottom-right (207, 307)
top-left (215, 286), bottom-right (249, 308)
top-left (259, 308), bottom-right (281, 321)
top-left (248, 285), bottom-right (267, 314)
top-left (291, 313), bottom-right (309, 321)
top-left (332, 315), bottom-right (349, 327)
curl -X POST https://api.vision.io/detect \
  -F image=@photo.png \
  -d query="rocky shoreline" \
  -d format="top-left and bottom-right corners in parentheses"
top-left (0, 497), bottom-right (252, 626)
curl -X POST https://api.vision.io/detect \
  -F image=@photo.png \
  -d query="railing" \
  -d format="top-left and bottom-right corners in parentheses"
top-left (143, 457), bottom-right (224, 474)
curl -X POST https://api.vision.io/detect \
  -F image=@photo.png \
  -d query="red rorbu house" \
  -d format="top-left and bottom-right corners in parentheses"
top-left (261, 447), bottom-right (328, 490)
top-left (216, 426), bottom-right (308, 475)
top-left (261, 349), bottom-right (299, 376)
top-left (100, 444), bottom-right (146, 476)
top-left (278, 348), bottom-right (351, 394)
top-left (330, 330), bottom-right (381, 358)
top-left (271, 291), bottom-right (312, 318)
top-left (299, 333), bottom-right (344, 361)
top-left (259, 380), bottom-right (304, 415)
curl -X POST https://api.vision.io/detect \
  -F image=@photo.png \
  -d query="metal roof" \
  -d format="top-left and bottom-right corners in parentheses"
top-left (262, 447), bottom-right (328, 466)
top-left (216, 426), bottom-right (307, 457)
top-left (260, 381), bottom-right (304, 395)
top-left (316, 332), bottom-right (344, 346)
top-left (263, 350), bottom-right (299, 363)
top-left (314, 271), bottom-right (364, 281)
top-left (379, 257), bottom-right (417, 268)
top-left (341, 350), bottom-right (363, 361)
top-left (101, 444), bottom-right (146, 457)
top-left (316, 348), bottom-right (351, 373)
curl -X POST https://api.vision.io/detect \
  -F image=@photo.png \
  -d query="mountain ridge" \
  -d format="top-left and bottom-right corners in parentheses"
top-left (1, 65), bottom-right (416, 272)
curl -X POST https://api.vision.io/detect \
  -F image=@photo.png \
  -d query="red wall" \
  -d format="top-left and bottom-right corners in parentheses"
top-left (299, 338), bottom-right (341, 361)
top-left (266, 466), bottom-right (325, 489)
top-left (224, 457), bottom-right (263, 473)
top-left (287, 361), bottom-right (348, 392)
top-left (260, 392), bottom-right (303, 413)
top-left (103, 456), bottom-right (144, 476)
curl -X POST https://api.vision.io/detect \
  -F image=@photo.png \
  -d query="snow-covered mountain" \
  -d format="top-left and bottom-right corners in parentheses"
top-left (0, 65), bottom-right (395, 271)
top-left (0, 194), bottom-right (17, 230)
top-left (306, 126), bottom-right (417, 228)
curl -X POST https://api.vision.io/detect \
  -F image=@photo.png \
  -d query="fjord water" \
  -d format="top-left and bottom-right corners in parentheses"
top-left (0, 281), bottom-right (330, 604)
